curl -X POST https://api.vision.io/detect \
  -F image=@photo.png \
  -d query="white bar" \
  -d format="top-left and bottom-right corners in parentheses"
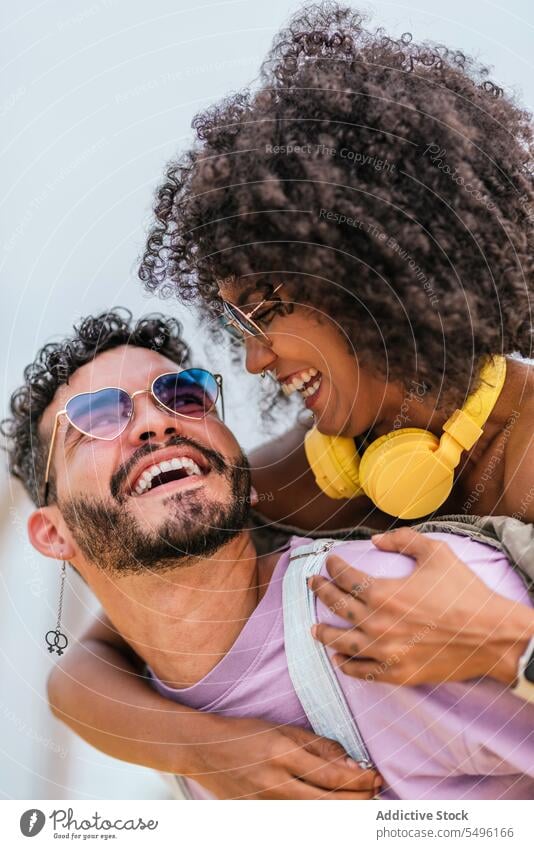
top-left (2, 799), bottom-right (533, 849)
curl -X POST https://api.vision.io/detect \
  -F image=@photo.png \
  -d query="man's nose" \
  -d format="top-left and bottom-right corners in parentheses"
top-left (244, 336), bottom-right (277, 375)
top-left (126, 392), bottom-right (186, 445)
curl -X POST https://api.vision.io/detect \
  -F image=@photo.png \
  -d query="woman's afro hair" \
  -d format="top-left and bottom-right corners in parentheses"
top-left (140, 1), bottom-right (534, 408)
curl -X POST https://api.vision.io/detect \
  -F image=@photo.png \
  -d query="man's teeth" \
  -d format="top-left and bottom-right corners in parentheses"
top-left (281, 368), bottom-right (321, 398)
top-left (134, 457), bottom-right (202, 495)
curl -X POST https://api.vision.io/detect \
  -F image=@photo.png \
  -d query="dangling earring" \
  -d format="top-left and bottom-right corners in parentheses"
top-left (45, 561), bottom-right (68, 656)
top-left (260, 370), bottom-right (266, 379)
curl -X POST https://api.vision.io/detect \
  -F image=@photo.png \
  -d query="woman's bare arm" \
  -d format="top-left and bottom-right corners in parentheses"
top-left (48, 613), bottom-right (200, 774)
top-left (47, 612), bottom-right (380, 799)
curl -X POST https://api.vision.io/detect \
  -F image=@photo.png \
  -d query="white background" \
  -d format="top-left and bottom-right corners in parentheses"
top-left (1, 0), bottom-right (533, 800)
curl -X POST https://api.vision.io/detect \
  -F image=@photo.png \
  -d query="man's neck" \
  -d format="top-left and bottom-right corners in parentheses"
top-left (85, 531), bottom-right (281, 688)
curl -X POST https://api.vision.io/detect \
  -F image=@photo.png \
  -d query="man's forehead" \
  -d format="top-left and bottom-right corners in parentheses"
top-left (42, 346), bottom-right (182, 424)
top-left (73, 345), bottom-right (181, 387)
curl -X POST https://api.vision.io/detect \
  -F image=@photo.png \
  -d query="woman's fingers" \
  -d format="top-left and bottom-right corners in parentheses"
top-left (311, 622), bottom-right (379, 657)
top-left (372, 528), bottom-right (443, 562)
top-left (308, 574), bottom-right (367, 623)
top-left (311, 620), bottom-right (401, 682)
top-left (325, 553), bottom-right (376, 599)
top-left (282, 726), bottom-right (382, 796)
top-left (293, 753), bottom-right (380, 793)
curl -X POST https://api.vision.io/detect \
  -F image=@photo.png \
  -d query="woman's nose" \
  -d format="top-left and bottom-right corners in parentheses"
top-left (244, 336), bottom-right (277, 375)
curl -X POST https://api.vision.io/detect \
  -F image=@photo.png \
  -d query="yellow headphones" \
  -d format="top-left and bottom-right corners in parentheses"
top-left (304, 356), bottom-right (507, 519)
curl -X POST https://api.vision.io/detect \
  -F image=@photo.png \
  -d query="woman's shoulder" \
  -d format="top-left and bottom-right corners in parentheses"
top-left (502, 359), bottom-right (534, 521)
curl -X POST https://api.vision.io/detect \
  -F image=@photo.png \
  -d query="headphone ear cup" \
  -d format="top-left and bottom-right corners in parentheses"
top-left (304, 427), bottom-right (364, 499)
top-left (359, 428), bottom-right (455, 519)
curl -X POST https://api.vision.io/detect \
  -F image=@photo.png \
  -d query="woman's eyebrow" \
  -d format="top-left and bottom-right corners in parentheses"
top-left (236, 286), bottom-right (261, 308)
top-left (236, 284), bottom-right (278, 309)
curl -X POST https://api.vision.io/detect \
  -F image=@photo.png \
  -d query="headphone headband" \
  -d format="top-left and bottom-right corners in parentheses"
top-left (443, 355), bottom-right (507, 451)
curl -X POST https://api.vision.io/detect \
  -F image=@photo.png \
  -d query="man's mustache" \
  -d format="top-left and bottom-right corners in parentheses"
top-left (110, 435), bottom-right (227, 501)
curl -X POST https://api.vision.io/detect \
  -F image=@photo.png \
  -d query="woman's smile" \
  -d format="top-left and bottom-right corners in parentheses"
top-left (279, 367), bottom-right (323, 406)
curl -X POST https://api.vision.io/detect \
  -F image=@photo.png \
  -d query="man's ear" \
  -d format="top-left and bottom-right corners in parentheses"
top-left (28, 507), bottom-right (76, 561)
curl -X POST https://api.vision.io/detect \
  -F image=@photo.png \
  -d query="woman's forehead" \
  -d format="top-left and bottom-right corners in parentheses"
top-left (217, 277), bottom-right (246, 302)
top-left (218, 277), bottom-right (280, 306)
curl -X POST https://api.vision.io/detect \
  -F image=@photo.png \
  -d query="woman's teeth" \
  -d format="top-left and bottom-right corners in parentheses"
top-left (302, 378), bottom-right (321, 398)
top-left (281, 368), bottom-right (322, 398)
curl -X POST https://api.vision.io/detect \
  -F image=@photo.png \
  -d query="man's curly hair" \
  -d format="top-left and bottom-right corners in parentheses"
top-left (140, 1), bottom-right (534, 409)
top-left (2, 309), bottom-right (190, 506)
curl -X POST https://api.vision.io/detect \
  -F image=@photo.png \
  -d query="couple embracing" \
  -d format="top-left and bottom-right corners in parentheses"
top-left (4, 4), bottom-right (534, 799)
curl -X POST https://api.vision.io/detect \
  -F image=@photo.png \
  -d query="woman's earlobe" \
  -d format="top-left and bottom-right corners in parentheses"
top-left (27, 508), bottom-right (75, 561)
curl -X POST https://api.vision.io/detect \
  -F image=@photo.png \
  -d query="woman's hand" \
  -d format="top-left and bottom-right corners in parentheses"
top-left (309, 527), bottom-right (533, 686)
top-left (193, 716), bottom-right (382, 799)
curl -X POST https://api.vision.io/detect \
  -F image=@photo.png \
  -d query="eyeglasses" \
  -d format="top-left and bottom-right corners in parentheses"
top-left (220, 283), bottom-right (284, 345)
top-left (43, 369), bottom-right (223, 504)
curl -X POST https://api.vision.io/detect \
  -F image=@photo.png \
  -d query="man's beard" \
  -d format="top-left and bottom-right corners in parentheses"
top-left (60, 438), bottom-right (252, 575)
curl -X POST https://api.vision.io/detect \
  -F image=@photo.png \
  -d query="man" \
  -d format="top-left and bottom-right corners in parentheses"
top-left (5, 310), bottom-right (534, 799)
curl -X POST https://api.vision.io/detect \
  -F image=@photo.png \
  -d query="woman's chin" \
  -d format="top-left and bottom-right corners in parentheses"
top-left (314, 413), bottom-right (355, 438)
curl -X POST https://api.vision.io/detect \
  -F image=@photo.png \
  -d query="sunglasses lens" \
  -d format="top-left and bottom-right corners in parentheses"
top-left (65, 388), bottom-right (133, 439)
top-left (153, 370), bottom-right (219, 418)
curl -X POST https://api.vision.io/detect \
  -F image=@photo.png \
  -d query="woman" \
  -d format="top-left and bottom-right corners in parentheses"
top-left (49, 4), bottom-right (534, 798)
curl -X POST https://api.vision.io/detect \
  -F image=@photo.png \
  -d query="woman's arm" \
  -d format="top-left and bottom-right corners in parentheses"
top-left (48, 612), bottom-right (381, 799)
top-left (249, 422), bottom-right (385, 531)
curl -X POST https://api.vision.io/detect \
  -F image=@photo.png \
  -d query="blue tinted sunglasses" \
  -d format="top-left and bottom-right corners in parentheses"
top-left (44, 369), bottom-right (223, 504)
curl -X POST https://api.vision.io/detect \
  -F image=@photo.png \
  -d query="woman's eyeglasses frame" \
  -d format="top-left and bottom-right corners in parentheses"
top-left (221, 283), bottom-right (284, 346)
